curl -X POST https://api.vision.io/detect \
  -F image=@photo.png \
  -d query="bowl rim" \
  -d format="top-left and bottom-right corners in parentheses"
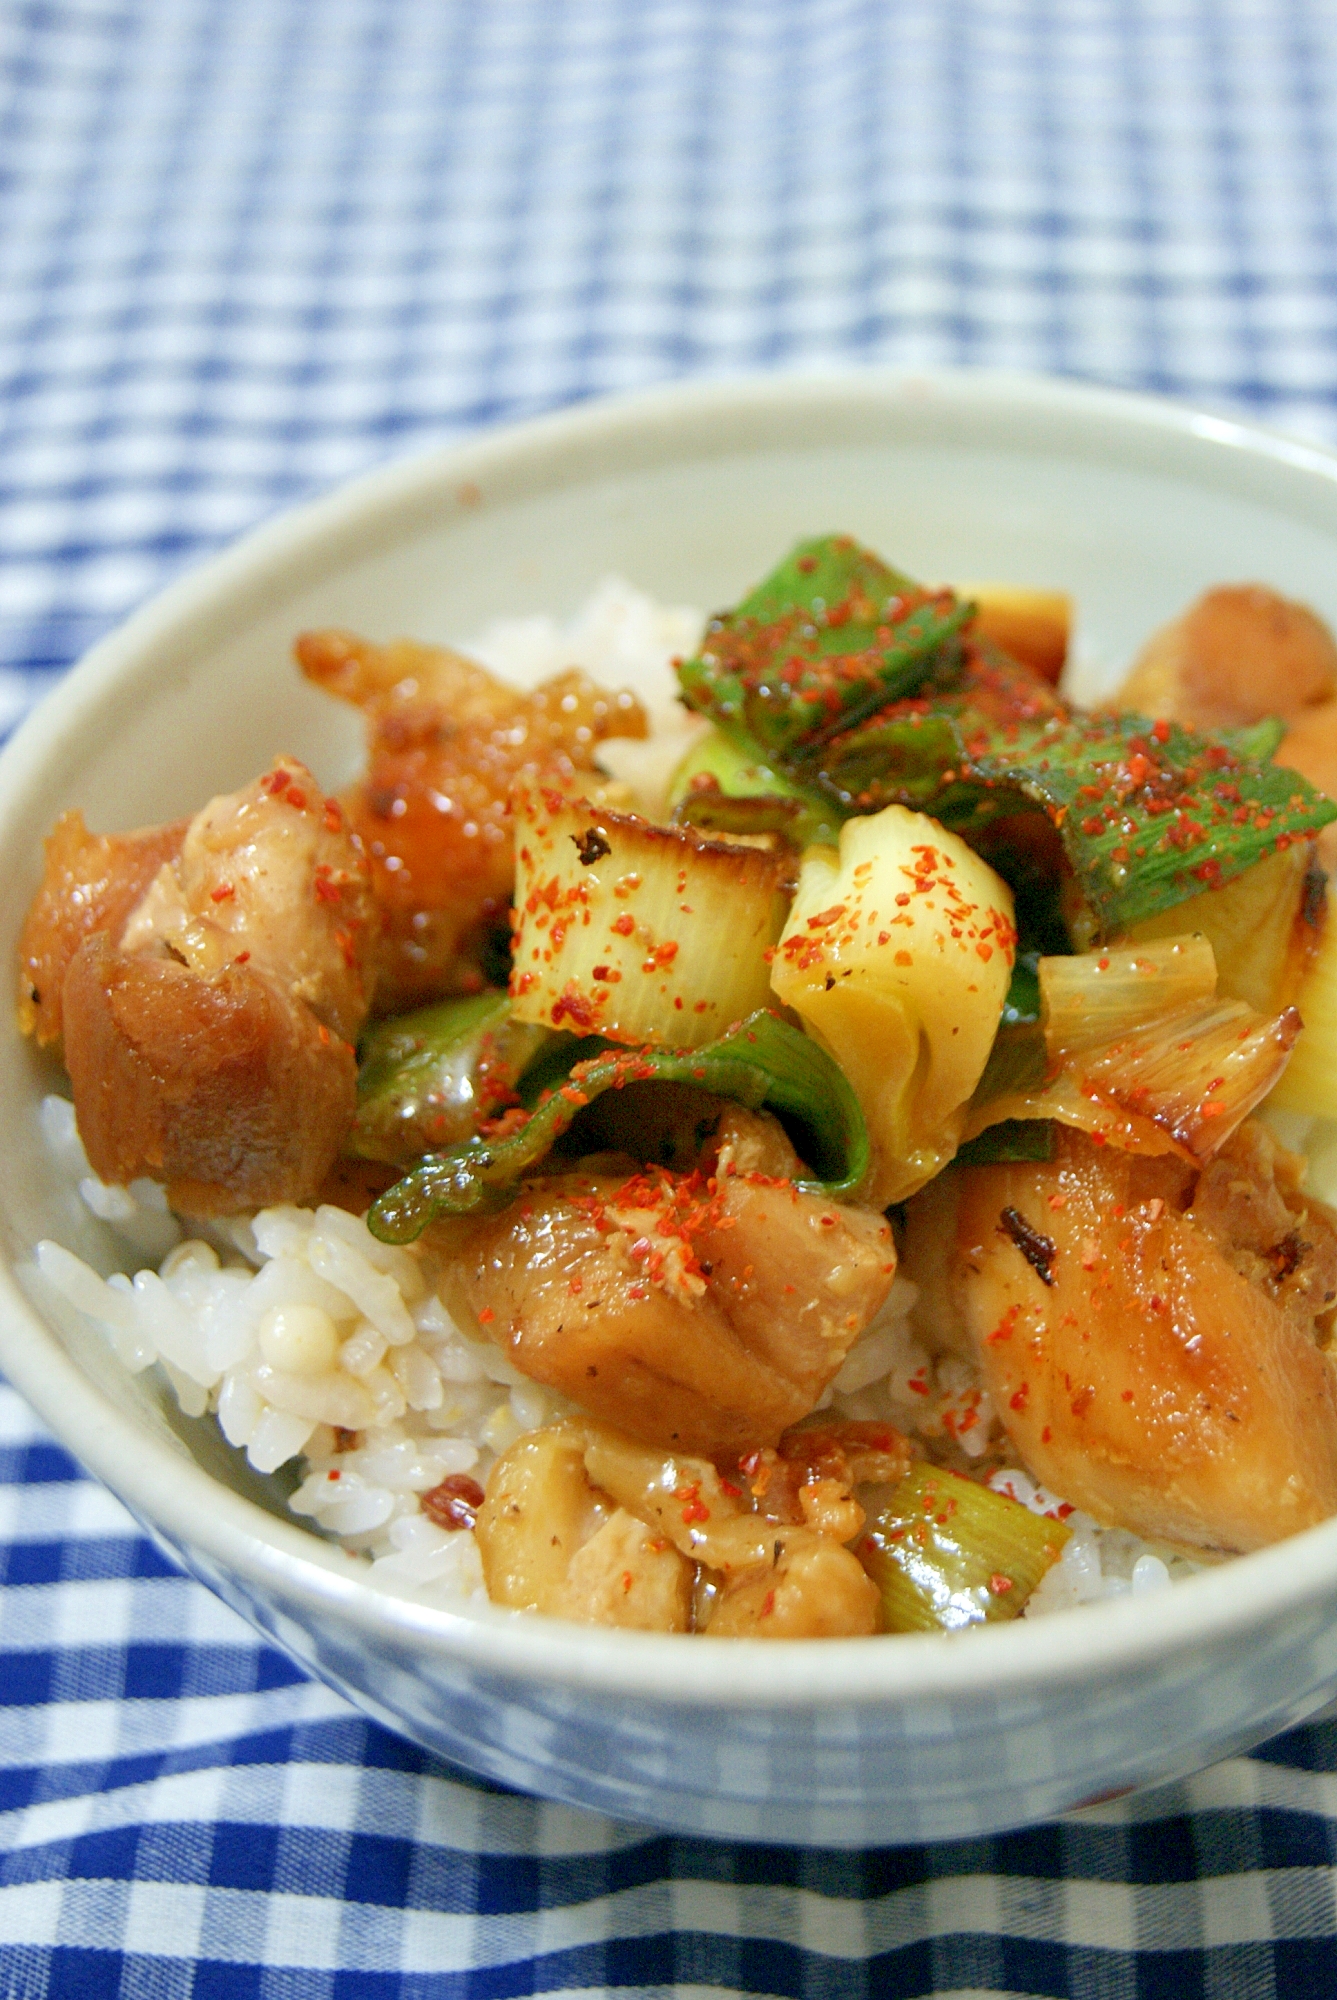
top-left (7, 362), bottom-right (1337, 1710)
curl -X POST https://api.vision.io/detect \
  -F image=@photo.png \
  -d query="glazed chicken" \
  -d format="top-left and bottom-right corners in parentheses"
top-left (295, 629), bottom-right (647, 1013)
top-left (18, 810), bottom-right (188, 1051)
top-left (903, 1120), bottom-right (1337, 1553)
top-left (476, 1416), bottom-right (908, 1635)
top-left (23, 757), bottom-right (376, 1215)
top-left (451, 1109), bottom-right (898, 1456)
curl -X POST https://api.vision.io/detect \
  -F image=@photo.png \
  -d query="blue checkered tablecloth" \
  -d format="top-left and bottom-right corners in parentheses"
top-left (7, 2), bottom-right (1337, 1992)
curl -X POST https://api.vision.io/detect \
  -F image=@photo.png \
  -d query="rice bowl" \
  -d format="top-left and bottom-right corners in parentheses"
top-left (6, 371), bottom-right (1337, 1843)
top-left (32, 576), bottom-right (1212, 1627)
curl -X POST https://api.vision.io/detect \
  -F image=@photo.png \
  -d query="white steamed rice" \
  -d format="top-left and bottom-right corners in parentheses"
top-left (31, 579), bottom-right (1213, 1622)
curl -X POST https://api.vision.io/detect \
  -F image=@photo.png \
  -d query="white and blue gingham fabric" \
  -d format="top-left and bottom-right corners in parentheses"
top-left (7, 3), bottom-right (1337, 1992)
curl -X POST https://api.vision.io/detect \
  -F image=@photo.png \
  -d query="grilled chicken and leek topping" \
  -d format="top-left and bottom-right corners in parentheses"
top-left (21, 536), bottom-right (1337, 1636)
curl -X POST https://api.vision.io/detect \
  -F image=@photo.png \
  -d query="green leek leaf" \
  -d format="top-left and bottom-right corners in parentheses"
top-left (678, 540), bottom-right (1337, 943)
top-left (1222, 715), bottom-right (1286, 763)
top-left (1001, 952), bottom-right (1042, 1028)
top-left (677, 534), bottom-right (973, 761)
top-left (350, 993), bottom-right (558, 1166)
top-left (367, 1008), bottom-right (871, 1243)
top-left (965, 710), bottom-right (1337, 936)
top-left (953, 1119), bottom-right (1054, 1167)
top-left (666, 726), bottom-right (842, 846)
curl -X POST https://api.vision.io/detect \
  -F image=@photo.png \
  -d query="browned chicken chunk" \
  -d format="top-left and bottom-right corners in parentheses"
top-left (17, 811), bottom-right (187, 1049)
top-left (63, 933), bottom-right (357, 1215)
top-left (450, 1110), bottom-right (897, 1456)
top-left (474, 1426), bottom-right (694, 1631)
top-left (475, 1417), bottom-right (884, 1637)
top-left (903, 1121), bottom-right (1337, 1554)
top-left (119, 756), bottom-right (374, 1039)
top-left (295, 629), bottom-right (647, 1013)
top-left (1119, 584), bottom-right (1337, 734)
top-left (22, 757), bottom-right (375, 1215)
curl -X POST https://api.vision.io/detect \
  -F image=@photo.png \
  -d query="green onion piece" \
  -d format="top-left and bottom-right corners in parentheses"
top-left (966, 711), bottom-right (1337, 937)
top-left (676, 535), bottom-right (973, 761)
top-left (1001, 952), bottom-right (1042, 1028)
top-left (970, 1020), bottom-right (1050, 1108)
top-left (367, 1008), bottom-right (871, 1243)
top-left (350, 993), bottom-right (558, 1166)
top-left (1222, 716), bottom-right (1286, 763)
top-left (514, 1033), bottom-right (609, 1109)
top-left (965, 958), bottom-right (1298, 1164)
top-left (676, 532), bottom-right (1337, 943)
top-left (816, 702), bottom-right (1337, 939)
top-left (859, 1462), bottom-right (1070, 1633)
top-left (954, 1119), bottom-right (1054, 1167)
top-left (666, 727), bottom-right (842, 846)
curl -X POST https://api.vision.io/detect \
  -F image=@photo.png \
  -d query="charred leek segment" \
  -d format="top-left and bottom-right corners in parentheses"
top-left (859, 1463), bottom-right (1069, 1633)
top-left (965, 936), bottom-right (1301, 1163)
top-left (1067, 996), bottom-right (1299, 1157)
top-left (508, 789), bottom-right (790, 1050)
top-left (349, 992), bottom-right (556, 1165)
top-left (366, 1007), bottom-right (870, 1243)
top-left (1268, 912), bottom-right (1337, 1119)
top-left (769, 804), bottom-right (1016, 1206)
top-left (677, 535), bottom-right (973, 761)
top-left (1119, 839), bottom-right (1322, 1014)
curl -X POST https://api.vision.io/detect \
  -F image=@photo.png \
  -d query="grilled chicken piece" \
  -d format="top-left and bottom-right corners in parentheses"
top-left (474, 1415), bottom-right (884, 1637)
top-left (903, 1122), bottom-right (1337, 1554)
top-left (26, 757), bottom-right (375, 1215)
top-left (17, 811), bottom-right (187, 1049)
top-left (119, 756), bottom-right (374, 1040)
top-left (576, 1419), bottom-right (880, 1636)
top-left (63, 933), bottom-right (357, 1215)
top-left (451, 1111), bottom-right (897, 1456)
top-left (474, 1426), bottom-right (693, 1631)
top-left (1119, 584), bottom-right (1337, 735)
top-left (295, 628), bottom-right (647, 1013)
top-left (705, 1538), bottom-right (881, 1638)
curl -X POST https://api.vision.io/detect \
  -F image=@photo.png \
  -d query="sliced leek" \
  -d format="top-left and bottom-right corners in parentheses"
top-left (349, 991), bottom-right (554, 1165)
top-left (967, 935), bottom-right (1300, 1162)
top-left (367, 1007), bottom-right (871, 1242)
top-left (666, 727), bottom-right (842, 846)
top-left (1041, 936), bottom-right (1217, 1057)
top-left (509, 789), bottom-right (790, 1049)
top-left (1123, 840), bottom-right (1320, 1014)
top-left (1269, 909), bottom-right (1337, 1119)
top-left (769, 803), bottom-right (1016, 1205)
top-left (858, 1462), bottom-right (1069, 1633)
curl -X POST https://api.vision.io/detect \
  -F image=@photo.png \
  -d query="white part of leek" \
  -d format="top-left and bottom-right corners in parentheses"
top-left (1270, 908), bottom-right (1337, 1118)
top-left (1124, 841), bottom-right (1315, 1015)
top-left (971, 940), bottom-right (1299, 1161)
top-left (769, 805), bottom-right (1015, 1206)
top-left (509, 790), bottom-right (789, 1048)
top-left (1041, 934), bottom-right (1217, 1058)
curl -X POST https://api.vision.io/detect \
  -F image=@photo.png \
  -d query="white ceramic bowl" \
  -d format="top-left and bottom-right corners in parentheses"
top-left (6, 370), bottom-right (1337, 1848)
